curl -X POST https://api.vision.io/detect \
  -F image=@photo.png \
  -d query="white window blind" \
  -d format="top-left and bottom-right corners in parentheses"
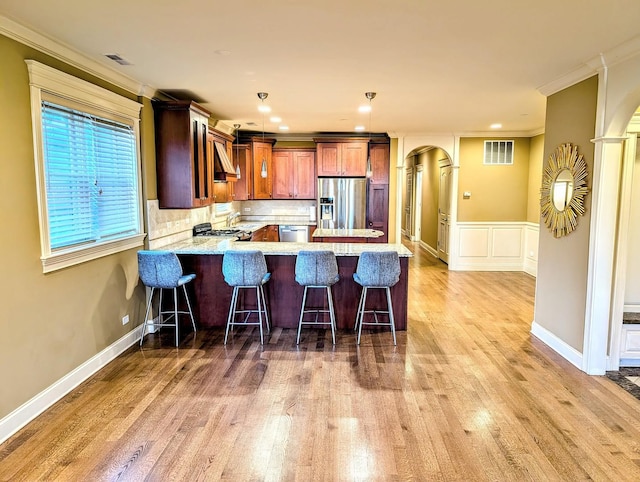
top-left (27, 60), bottom-right (144, 272)
top-left (484, 140), bottom-right (514, 165)
top-left (41, 101), bottom-right (139, 250)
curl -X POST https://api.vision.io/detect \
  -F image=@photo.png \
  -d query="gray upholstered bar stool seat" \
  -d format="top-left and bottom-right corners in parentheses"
top-left (222, 250), bottom-right (271, 344)
top-left (137, 250), bottom-right (197, 347)
top-left (295, 250), bottom-right (340, 344)
top-left (353, 251), bottom-right (401, 345)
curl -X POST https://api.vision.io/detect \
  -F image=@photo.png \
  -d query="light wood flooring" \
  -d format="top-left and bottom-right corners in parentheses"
top-left (2, 242), bottom-right (640, 481)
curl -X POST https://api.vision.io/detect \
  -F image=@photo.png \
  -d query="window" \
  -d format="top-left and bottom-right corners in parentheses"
top-left (27, 61), bottom-right (145, 272)
top-left (484, 140), bottom-right (514, 165)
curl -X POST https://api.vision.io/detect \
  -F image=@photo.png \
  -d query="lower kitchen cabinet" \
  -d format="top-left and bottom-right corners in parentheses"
top-left (250, 225), bottom-right (279, 242)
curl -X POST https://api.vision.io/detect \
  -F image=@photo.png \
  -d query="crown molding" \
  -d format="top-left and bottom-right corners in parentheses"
top-left (0, 14), bottom-right (151, 97)
top-left (538, 35), bottom-right (640, 97)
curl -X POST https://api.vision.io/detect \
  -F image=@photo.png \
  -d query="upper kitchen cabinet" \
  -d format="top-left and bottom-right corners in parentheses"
top-left (232, 143), bottom-right (252, 201)
top-left (154, 100), bottom-right (212, 208)
top-left (252, 138), bottom-right (275, 199)
top-left (272, 148), bottom-right (316, 199)
top-left (316, 140), bottom-right (368, 177)
top-left (368, 141), bottom-right (390, 184)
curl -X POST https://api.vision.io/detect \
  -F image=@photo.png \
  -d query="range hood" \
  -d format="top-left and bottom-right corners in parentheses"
top-left (213, 142), bottom-right (237, 182)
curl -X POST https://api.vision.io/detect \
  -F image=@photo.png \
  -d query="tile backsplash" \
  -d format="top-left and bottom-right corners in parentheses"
top-left (146, 199), bottom-right (316, 248)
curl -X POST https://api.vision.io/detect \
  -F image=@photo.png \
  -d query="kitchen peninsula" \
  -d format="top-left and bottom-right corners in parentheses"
top-left (162, 237), bottom-right (412, 331)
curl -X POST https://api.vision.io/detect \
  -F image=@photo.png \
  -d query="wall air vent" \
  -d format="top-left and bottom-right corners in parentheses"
top-left (484, 140), bottom-right (514, 165)
top-left (104, 53), bottom-right (132, 66)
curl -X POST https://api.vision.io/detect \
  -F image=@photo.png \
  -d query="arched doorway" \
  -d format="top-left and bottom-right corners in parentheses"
top-left (401, 145), bottom-right (453, 264)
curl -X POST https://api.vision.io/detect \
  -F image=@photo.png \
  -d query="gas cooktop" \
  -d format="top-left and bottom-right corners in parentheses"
top-left (192, 223), bottom-right (250, 240)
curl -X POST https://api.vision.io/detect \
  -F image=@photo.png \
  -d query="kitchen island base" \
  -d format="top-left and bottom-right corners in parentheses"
top-left (179, 254), bottom-right (408, 331)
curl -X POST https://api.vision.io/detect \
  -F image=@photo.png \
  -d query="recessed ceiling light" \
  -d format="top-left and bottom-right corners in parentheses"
top-left (258, 105), bottom-right (271, 113)
top-left (355, 125), bottom-right (365, 131)
top-left (279, 125), bottom-right (289, 131)
top-left (490, 123), bottom-right (502, 129)
top-left (270, 116), bottom-right (282, 123)
top-left (358, 105), bottom-right (371, 113)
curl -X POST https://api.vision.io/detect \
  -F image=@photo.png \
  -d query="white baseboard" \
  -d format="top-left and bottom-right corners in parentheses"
top-left (418, 240), bottom-right (438, 258)
top-left (530, 321), bottom-right (583, 370)
top-left (623, 304), bottom-right (640, 313)
top-left (523, 257), bottom-right (538, 277)
top-left (0, 325), bottom-right (143, 445)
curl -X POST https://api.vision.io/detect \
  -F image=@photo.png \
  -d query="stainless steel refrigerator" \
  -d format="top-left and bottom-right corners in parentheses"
top-left (317, 177), bottom-right (367, 229)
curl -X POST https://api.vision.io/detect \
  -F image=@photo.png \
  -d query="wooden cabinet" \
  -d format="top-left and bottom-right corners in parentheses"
top-left (232, 144), bottom-right (252, 200)
top-left (366, 183), bottom-right (389, 243)
top-left (154, 100), bottom-right (212, 208)
top-left (369, 142), bottom-right (390, 184)
top-left (213, 182), bottom-right (229, 203)
top-left (272, 148), bottom-right (316, 199)
top-left (250, 225), bottom-right (279, 242)
top-left (316, 140), bottom-right (368, 176)
top-left (252, 139), bottom-right (275, 199)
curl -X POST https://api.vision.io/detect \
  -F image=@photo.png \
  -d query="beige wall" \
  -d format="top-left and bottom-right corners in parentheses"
top-left (0, 34), bottom-right (148, 419)
top-left (416, 148), bottom-right (448, 249)
top-left (458, 137), bottom-right (532, 222)
top-left (527, 134), bottom-right (545, 223)
top-left (534, 76), bottom-right (598, 351)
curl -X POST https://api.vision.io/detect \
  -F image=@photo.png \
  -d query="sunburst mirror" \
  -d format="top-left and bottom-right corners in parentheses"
top-left (540, 143), bottom-right (589, 238)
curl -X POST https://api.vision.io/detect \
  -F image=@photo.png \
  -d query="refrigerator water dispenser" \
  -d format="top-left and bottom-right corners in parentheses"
top-left (320, 197), bottom-right (334, 222)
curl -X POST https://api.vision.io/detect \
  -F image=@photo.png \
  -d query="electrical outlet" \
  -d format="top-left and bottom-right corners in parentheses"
top-left (122, 314), bottom-right (129, 325)
top-left (243, 207), bottom-right (251, 212)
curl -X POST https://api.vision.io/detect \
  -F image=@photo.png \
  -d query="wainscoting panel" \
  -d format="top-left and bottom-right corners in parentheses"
top-left (491, 227), bottom-right (523, 258)
top-left (456, 222), bottom-right (539, 274)
top-left (458, 227), bottom-right (490, 258)
top-left (524, 223), bottom-right (539, 277)
top-left (621, 324), bottom-right (640, 366)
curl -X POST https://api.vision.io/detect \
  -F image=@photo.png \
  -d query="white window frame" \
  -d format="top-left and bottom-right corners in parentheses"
top-left (26, 60), bottom-right (146, 273)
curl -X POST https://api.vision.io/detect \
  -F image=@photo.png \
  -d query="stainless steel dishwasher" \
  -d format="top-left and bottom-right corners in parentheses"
top-left (278, 225), bottom-right (309, 242)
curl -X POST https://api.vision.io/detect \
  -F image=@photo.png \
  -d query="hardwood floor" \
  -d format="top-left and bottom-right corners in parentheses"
top-left (2, 242), bottom-right (640, 481)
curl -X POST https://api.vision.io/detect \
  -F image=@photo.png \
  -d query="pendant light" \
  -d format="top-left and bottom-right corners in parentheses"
top-left (365, 92), bottom-right (376, 178)
top-left (233, 123), bottom-right (241, 179)
top-left (257, 92), bottom-right (269, 178)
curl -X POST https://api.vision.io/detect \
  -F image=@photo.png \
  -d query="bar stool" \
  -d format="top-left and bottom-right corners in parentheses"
top-left (295, 250), bottom-right (339, 344)
top-left (137, 250), bottom-right (197, 347)
top-left (222, 250), bottom-right (271, 344)
top-left (353, 251), bottom-right (401, 345)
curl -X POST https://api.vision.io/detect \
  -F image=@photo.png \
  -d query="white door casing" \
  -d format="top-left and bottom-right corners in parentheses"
top-left (438, 165), bottom-right (453, 263)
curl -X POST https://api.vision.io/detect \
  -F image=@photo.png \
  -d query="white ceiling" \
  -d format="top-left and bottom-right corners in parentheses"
top-left (2, 0), bottom-right (640, 137)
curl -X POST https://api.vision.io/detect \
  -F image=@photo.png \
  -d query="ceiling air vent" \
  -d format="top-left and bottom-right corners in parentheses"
top-left (104, 53), bottom-right (132, 66)
top-left (484, 140), bottom-right (514, 165)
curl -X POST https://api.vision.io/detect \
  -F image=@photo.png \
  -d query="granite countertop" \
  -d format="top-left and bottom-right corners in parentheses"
top-left (312, 228), bottom-right (384, 238)
top-left (161, 237), bottom-right (413, 257)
